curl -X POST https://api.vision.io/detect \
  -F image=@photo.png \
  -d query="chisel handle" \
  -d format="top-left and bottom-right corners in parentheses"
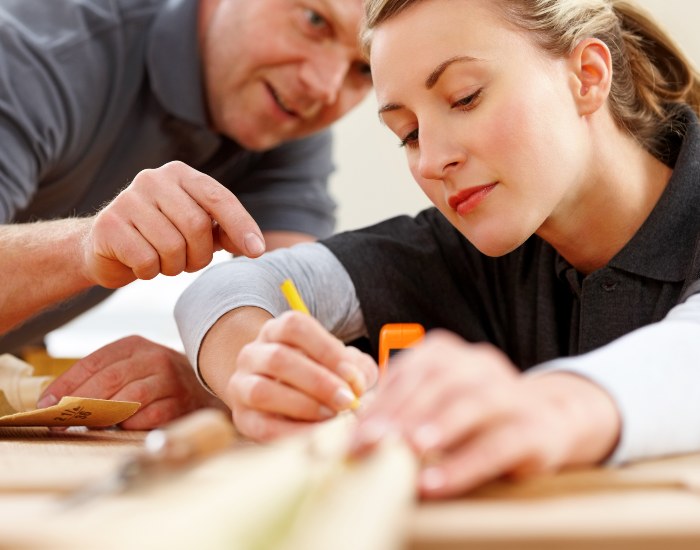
top-left (144, 408), bottom-right (236, 465)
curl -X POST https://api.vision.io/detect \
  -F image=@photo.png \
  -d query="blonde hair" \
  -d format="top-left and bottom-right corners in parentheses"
top-left (362, 0), bottom-right (700, 158)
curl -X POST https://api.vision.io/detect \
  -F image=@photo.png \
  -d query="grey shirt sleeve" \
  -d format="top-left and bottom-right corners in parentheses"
top-left (530, 291), bottom-right (700, 465)
top-left (174, 242), bottom-right (366, 383)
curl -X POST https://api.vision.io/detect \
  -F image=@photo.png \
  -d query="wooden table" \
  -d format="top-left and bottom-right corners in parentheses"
top-left (1, 426), bottom-right (700, 549)
top-left (410, 455), bottom-right (700, 550)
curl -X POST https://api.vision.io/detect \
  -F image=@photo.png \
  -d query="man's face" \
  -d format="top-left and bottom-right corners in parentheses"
top-left (199, 0), bottom-right (372, 150)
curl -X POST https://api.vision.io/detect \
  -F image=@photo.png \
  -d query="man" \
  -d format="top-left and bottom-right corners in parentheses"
top-left (0, 0), bottom-right (371, 426)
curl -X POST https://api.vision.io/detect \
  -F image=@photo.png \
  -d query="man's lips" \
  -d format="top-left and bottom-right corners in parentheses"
top-left (448, 183), bottom-right (498, 215)
top-left (266, 83), bottom-right (299, 118)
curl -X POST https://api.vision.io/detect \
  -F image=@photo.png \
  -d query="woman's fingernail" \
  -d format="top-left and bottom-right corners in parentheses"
top-left (420, 467), bottom-right (446, 492)
top-left (319, 406), bottom-right (335, 420)
top-left (333, 387), bottom-right (356, 409)
top-left (244, 233), bottom-right (266, 256)
top-left (337, 361), bottom-right (365, 396)
top-left (413, 424), bottom-right (442, 454)
top-left (36, 393), bottom-right (58, 409)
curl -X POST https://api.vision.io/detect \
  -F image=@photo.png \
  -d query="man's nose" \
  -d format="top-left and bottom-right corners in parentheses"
top-left (300, 49), bottom-right (349, 105)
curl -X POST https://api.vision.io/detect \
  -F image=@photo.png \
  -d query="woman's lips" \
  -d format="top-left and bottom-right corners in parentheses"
top-left (448, 183), bottom-right (498, 215)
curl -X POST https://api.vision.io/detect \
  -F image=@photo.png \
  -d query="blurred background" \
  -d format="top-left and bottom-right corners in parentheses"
top-left (45, 0), bottom-right (700, 358)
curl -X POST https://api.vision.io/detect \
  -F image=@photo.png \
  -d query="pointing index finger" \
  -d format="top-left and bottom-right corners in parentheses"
top-left (181, 168), bottom-right (266, 257)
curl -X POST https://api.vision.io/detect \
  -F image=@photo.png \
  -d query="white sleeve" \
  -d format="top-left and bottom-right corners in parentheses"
top-left (530, 292), bottom-right (700, 464)
top-left (174, 242), bottom-right (366, 381)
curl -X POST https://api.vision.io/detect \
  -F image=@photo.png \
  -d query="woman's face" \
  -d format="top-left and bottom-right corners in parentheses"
top-left (371, 0), bottom-right (590, 255)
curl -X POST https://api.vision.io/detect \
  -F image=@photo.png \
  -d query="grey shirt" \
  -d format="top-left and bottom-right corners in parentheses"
top-left (0, 0), bottom-right (336, 352)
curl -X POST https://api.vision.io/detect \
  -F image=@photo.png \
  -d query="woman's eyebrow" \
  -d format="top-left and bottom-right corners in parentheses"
top-left (425, 55), bottom-right (481, 89)
top-left (377, 55), bottom-right (482, 116)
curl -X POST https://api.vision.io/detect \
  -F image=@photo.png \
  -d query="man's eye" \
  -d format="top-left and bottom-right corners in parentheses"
top-left (355, 62), bottom-right (372, 81)
top-left (305, 8), bottom-right (328, 30)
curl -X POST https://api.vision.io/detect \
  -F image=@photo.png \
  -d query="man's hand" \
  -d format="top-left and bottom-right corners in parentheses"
top-left (349, 330), bottom-right (621, 499)
top-left (37, 336), bottom-right (227, 430)
top-left (83, 161), bottom-right (266, 288)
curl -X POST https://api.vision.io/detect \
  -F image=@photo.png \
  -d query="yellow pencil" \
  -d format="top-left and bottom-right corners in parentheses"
top-left (280, 278), bottom-right (311, 315)
top-left (279, 278), bottom-right (361, 410)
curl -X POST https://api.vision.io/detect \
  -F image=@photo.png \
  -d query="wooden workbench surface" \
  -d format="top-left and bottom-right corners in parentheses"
top-left (1, 426), bottom-right (700, 549)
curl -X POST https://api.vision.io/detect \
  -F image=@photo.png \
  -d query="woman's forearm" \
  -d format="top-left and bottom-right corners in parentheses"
top-left (175, 242), bottom-right (366, 386)
top-left (198, 306), bottom-right (274, 399)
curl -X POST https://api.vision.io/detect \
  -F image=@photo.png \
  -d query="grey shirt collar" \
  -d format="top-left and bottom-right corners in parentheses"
top-left (147, 0), bottom-right (208, 127)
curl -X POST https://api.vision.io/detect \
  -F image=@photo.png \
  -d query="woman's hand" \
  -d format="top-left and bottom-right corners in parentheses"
top-left (349, 330), bottom-right (621, 499)
top-left (226, 311), bottom-right (378, 441)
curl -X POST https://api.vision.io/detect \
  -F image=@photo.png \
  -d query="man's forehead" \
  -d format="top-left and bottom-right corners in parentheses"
top-left (317, 0), bottom-right (364, 30)
top-left (331, 0), bottom-right (366, 52)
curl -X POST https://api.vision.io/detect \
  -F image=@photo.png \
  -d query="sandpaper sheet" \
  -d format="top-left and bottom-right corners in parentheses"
top-left (0, 353), bottom-right (139, 427)
top-left (0, 394), bottom-right (140, 427)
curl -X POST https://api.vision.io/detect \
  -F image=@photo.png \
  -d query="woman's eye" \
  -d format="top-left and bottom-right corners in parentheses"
top-left (452, 89), bottom-right (482, 110)
top-left (400, 129), bottom-right (419, 149)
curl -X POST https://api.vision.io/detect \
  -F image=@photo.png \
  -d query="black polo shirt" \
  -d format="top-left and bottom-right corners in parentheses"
top-left (325, 107), bottom-right (700, 367)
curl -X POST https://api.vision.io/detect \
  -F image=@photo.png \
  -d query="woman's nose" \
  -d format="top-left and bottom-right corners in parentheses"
top-left (417, 130), bottom-right (466, 181)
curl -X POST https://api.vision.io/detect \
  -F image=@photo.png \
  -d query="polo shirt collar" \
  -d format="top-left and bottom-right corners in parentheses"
top-left (609, 106), bottom-right (700, 281)
top-left (147, 0), bottom-right (208, 127)
top-left (555, 106), bottom-right (700, 284)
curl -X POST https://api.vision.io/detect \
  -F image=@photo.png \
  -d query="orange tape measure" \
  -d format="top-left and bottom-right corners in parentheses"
top-left (377, 323), bottom-right (425, 375)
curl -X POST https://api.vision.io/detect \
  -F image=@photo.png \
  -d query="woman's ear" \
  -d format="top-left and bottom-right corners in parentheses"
top-left (568, 38), bottom-right (612, 116)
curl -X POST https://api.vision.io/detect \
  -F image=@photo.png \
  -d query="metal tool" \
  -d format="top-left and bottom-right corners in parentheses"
top-left (60, 407), bottom-right (236, 508)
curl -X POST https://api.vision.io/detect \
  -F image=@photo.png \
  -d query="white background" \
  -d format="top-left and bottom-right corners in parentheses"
top-left (46, 0), bottom-right (700, 357)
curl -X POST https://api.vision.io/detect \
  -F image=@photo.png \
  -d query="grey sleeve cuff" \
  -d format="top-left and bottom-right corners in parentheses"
top-left (529, 292), bottom-right (700, 465)
top-left (174, 242), bottom-right (365, 388)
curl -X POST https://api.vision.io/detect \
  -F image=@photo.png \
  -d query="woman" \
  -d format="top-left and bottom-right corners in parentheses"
top-left (176, 0), bottom-right (700, 498)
